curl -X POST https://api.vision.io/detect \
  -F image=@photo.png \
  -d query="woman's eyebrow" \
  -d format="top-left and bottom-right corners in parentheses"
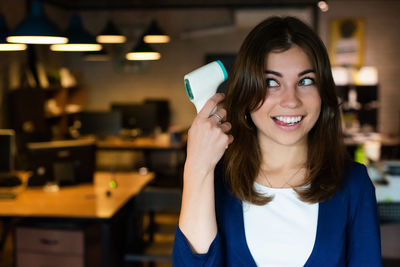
top-left (298, 69), bottom-right (315, 76)
top-left (265, 70), bottom-right (282, 77)
top-left (264, 69), bottom-right (315, 77)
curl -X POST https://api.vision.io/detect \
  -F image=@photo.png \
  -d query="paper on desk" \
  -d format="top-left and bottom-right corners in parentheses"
top-left (375, 175), bottom-right (400, 202)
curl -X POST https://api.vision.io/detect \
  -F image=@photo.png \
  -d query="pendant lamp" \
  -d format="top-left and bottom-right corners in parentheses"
top-left (318, 1), bottom-right (329, 12)
top-left (126, 37), bottom-right (160, 61)
top-left (96, 20), bottom-right (126, 44)
top-left (143, 20), bottom-right (170, 44)
top-left (0, 15), bottom-right (26, 51)
top-left (7, 0), bottom-right (67, 44)
top-left (50, 14), bottom-right (102, 52)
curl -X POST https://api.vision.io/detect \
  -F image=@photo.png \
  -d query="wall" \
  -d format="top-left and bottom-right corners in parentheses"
top-left (319, 0), bottom-right (400, 136)
top-left (65, 7), bottom-right (313, 129)
top-left (0, 0), bottom-right (68, 128)
top-left (68, 9), bottom-right (248, 129)
top-left (2, 1), bottom-right (400, 136)
top-left (70, 1), bottom-right (400, 135)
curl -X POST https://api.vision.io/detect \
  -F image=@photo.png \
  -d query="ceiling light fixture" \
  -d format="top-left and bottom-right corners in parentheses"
top-left (96, 20), bottom-right (126, 44)
top-left (0, 15), bottom-right (26, 51)
top-left (126, 37), bottom-right (161, 61)
top-left (318, 1), bottom-right (329, 12)
top-left (7, 0), bottom-right (68, 44)
top-left (50, 14), bottom-right (102, 52)
top-left (143, 20), bottom-right (170, 44)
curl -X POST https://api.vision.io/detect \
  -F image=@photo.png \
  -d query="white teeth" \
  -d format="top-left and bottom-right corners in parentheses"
top-left (275, 116), bottom-right (302, 124)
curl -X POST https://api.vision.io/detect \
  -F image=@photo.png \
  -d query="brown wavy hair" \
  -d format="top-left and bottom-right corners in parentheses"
top-left (223, 16), bottom-right (350, 205)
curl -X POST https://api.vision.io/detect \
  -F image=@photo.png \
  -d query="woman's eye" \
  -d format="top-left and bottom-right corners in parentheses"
top-left (266, 79), bottom-right (279, 87)
top-left (299, 77), bottom-right (315, 86)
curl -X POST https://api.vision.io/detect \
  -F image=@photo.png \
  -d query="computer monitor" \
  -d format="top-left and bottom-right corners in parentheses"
top-left (78, 111), bottom-right (122, 137)
top-left (143, 99), bottom-right (171, 132)
top-left (0, 129), bottom-right (15, 173)
top-left (355, 85), bottom-right (378, 104)
top-left (111, 103), bottom-right (158, 136)
top-left (27, 139), bottom-right (96, 186)
top-left (335, 85), bottom-right (378, 104)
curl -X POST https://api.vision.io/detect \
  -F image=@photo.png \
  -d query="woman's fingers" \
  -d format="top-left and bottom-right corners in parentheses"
top-left (198, 93), bottom-right (225, 118)
top-left (209, 109), bottom-right (227, 125)
top-left (186, 93), bottom-right (234, 170)
top-left (219, 121), bottom-right (231, 133)
top-left (209, 113), bottom-right (223, 124)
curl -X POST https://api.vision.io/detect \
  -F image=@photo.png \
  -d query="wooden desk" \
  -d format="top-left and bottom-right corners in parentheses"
top-left (96, 137), bottom-right (186, 187)
top-left (0, 172), bottom-right (154, 267)
top-left (0, 172), bottom-right (153, 218)
top-left (344, 134), bottom-right (400, 146)
top-left (96, 136), bottom-right (186, 151)
top-left (344, 134), bottom-right (400, 160)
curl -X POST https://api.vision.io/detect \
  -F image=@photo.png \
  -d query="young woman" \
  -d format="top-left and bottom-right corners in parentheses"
top-left (173, 16), bottom-right (381, 266)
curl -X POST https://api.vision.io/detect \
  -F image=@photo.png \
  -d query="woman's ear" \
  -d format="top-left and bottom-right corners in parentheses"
top-left (244, 111), bottom-right (256, 130)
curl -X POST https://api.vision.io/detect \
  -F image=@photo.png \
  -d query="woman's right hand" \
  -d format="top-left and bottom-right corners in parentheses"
top-left (179, 93), bottom-right (233, 253)
top-left (185, 93), bottom-right (234, 178)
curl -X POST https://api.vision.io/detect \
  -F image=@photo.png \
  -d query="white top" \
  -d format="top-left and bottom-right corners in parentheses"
top-left (242, 182), bottom-right (319, 267)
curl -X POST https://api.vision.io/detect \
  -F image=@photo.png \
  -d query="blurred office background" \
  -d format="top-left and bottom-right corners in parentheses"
top-left (0, 0), bottom-right (400, 266)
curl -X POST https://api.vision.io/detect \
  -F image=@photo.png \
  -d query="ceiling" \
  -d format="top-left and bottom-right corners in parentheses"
top-left (41, 0), bottom-right (319, 10)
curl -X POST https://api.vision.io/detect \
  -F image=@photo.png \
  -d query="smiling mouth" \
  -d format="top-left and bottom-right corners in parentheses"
top-left (272, 116), bottom-right (304, 126)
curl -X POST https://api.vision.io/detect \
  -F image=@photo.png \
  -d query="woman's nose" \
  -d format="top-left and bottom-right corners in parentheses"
top-left (280, 86), bottom-right (301, 108)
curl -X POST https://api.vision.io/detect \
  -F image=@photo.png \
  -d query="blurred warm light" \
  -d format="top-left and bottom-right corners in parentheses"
top-left (96, 35), bottom-right (126, 44)
top-left (355, 66), bottom-right (378, 85)
top-left (143, 20), bottom-right (170, 44)
top-left (143, 35), bottom-right (170, 44)
top-left (125, 52), bottom-right (161, 61)
top-left (7, 1), bottom-right (68, 45)
top-left (7, 36), bottom-right (67, 44)
top-left (332, 66), bottom-right (351, 85)
top-left (96, 20), bottom-right (126, 44)
top-left (0, 43), bottom-right (27, 51)
top-left (332, 66), bottom-right (378, 86)
top-left (318, 1), bottom-right (329, 12)
top-left (50, 43), bottom-right (102, 51)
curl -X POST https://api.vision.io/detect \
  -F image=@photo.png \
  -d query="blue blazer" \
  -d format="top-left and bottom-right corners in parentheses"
top-left (173, 162), bottom-right (382, 266)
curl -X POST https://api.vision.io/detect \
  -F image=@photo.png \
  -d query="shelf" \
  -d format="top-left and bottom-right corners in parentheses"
top-left (45, 111), bottom-right (81, 120)
top-left (43, 86), bottom-right (84, 139)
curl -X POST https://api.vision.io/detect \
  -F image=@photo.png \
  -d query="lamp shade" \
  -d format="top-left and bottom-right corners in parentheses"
top-left (143, 20), bottom-right (170, 44)
top-left (50, 14), bottom-right (102, 51)
top-left (318, 1), bottom-right (329, 12)
top-left (355, 66), bottom-right (378, 85)
top-left (0, 15), bottom-right (26, 51)
top-left (96, 20), bottom-right (126, 44)
top-left (7, 0), bottom-right (67, 44)
top-left (331, 66), bottom-right (350, 86)
top-left (126, 38), bottom-right (160, 60)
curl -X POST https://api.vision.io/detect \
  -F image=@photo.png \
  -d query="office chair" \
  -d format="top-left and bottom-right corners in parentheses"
top-left (124, 186), bottom-right (181, 266)
top-left (381, 223), bottom-right (400, 267)
top-left (379, 202), bottom-right (400, 267)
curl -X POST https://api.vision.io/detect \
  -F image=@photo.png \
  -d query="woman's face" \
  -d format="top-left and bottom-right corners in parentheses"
top-left (250, 45), bottom-right (321, 147)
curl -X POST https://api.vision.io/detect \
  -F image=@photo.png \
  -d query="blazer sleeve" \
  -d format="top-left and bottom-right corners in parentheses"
top-left (346, 165), bottom-right (382, 266)
top-left (172, 161), bottom-right (225, 266)
top-left (172, 226), bottom-right (222, 266)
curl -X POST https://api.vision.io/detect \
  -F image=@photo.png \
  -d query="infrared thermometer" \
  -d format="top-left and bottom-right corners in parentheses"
top-left (184, 60), bottom-right (228, 113)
